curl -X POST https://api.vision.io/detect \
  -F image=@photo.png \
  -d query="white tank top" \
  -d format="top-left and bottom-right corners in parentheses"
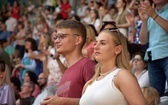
top-left (80, 68), bottom-right (128, 105)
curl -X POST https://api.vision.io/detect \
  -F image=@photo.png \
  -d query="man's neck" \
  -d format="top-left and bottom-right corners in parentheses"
top-left (64, 51), bottom-right (83, 68)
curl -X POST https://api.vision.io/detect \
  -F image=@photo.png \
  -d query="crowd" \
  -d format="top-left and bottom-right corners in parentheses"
top-left (0, 0), bottom-right (168, 105)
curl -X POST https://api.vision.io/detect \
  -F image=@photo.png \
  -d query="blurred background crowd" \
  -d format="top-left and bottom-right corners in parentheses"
top-left (0, 0), bottom-right (168, 105)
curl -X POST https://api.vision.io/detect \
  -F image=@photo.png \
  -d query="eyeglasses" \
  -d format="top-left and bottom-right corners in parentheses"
top-left (0, 60), bottom-right (5, 71)
top-left (132, 58), bottom-right (142, 62)
top-left (54, 33), bottom-right (79, 41)
top-left (22, 84), bottom-right (31, 88)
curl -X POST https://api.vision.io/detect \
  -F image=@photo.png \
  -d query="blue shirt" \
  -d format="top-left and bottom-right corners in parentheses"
top-left (145, 4), bottom-right (168, 61)
top-left (0, 31), bottom-right (11, 40)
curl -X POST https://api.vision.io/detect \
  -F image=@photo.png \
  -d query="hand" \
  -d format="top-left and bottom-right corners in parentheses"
top-left (15, 64), bottom-right (24, 68)
top-left (38, 53), bottom-right (47, 62)
top-left (139, 1), bottom-right (156, 20)
top-left (41, 96), bottom-right (63, 105)
top-left (138, 1), bottom-right (149, 21)
top-left (126, 14), bottom-right (135, 26)
top-left (54, 53), bottom-right (60, 60)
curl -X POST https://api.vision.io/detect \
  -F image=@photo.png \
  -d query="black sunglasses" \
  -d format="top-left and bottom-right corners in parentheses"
top-left (101, 21), bottom-right (117, 31)
top-left (103, 27), bottom-right (122, 38)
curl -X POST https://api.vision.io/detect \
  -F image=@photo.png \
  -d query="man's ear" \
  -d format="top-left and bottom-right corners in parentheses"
top-left (75, 36), bottom-right (82, 45)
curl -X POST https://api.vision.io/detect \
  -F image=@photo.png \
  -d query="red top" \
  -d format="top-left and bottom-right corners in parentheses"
top-left (11, 6), bottom-right (20, 20)
top-left (60, 3), bottom-right (71, 19)
top-left (56, 57), bottom-right (95, 98)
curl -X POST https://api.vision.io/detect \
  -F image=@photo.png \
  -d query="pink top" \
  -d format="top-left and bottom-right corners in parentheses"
top-left (15, 29), bottom-right (26, 46)
top-left (86, 42), bottom-right (95, 59)
top-left (57, 57), bottom-right (95, 98)
top-left (32, 84), bottom-right (41, 98)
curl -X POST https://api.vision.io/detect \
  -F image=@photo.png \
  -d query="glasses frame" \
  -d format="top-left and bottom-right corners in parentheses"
top-left (101, 21), bottom-right (117, 31)
top-left (54, 33), bottom-right (79, 41)
top-left (132, 58), bottom-right (143, 62)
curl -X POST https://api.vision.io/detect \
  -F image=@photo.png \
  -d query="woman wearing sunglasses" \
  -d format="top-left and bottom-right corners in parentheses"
top-left (0, 60), bottom-right (15, 105)
top-left (80, 29), bottom-right (146, 105)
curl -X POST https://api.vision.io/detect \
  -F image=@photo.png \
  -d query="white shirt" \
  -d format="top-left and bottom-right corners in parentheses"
top-left (5, 17), bottom-right (17, 32)
top-left (91, 19), bottom-right (101, 31)
top-left (77, 5), bottom-right (88, 17)
top-left (33, 88), bottom-right (48, 105)
top-left (134, 70), bottom-right (149, 88)
top-left (80, 68), bottom-right (128, 105)
top-left (103, 14), bottom-right (112, 21)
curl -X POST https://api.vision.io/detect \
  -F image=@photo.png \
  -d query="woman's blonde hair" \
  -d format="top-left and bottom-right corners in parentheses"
top-left (85, 25), bottom-right (96, 45)
top-left (141, 86), bottom-right (160, 105)
top-left (88, 30), bottom-right (131, 84)
top-left (38, 33), bottom-right (50, 51)
top-left (0, 62), bottom-right (11, 86)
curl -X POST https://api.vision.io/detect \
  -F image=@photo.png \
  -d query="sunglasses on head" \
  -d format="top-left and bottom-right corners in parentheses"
top-left (101, 21), bottom-right (117, 31)
top-left (103, 27), bottom-right (122, 39)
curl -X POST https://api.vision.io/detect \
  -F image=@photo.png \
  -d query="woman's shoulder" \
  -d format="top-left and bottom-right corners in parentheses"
top-left (115, 69), bottom-right (136, 81)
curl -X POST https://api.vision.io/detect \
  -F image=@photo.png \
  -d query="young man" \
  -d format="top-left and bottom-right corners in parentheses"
top-left (139, 0), bottom-right (168, 96)
top-left (41, 20), bottom-right (95, 105)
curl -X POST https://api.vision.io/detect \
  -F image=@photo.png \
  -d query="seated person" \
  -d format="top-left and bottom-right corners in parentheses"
top-left (16, 81), bottom-right (35, 105)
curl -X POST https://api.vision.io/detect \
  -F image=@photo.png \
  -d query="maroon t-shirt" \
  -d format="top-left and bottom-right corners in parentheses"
top-left (56, 57), bottom-right (95, 98)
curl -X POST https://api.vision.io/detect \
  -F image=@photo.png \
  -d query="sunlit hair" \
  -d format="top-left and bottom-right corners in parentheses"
top-left (38, 33), bottom-right (51, 51)
top-left (88, 30), bottom-right (131, 84)
top-left (0, 61), bottom-right (11, 86)
top-left (85, 25), bottom-right (96, 44)
top-left (141, 86), bottom-right (160, 105)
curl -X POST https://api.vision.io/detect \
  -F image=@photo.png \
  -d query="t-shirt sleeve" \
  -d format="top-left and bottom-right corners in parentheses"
top-left (82, 60), bottom-right (95, 82)
top-left (0, 85), bottom-right (15, 105)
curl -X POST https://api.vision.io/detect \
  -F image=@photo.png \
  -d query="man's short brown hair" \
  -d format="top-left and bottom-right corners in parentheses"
top-left (56, 20), bottom-right (86, 49)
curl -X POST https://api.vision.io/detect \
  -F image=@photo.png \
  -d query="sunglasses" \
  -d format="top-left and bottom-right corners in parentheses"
top-left (101, 21), bottom-right (117, 31)
top-left (103, 27), bottom-right (122, 38)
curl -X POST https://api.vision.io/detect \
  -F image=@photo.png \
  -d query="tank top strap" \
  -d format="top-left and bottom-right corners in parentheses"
top-left (111, 68), bottom-right (122, 82)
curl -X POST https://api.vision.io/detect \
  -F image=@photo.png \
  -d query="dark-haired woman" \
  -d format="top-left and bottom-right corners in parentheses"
top-left (22, 71), bottom-right (40, 98)
top-left (14, 38), bottom-right (38, 84)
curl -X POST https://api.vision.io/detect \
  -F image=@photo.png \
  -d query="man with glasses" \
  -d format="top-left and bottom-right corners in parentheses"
top-left (41, 20), bottom-right (95, 105)
top-left (16, 81), bottom-right (35, 105)
top-left (33, 72), bottom-right (47, 105)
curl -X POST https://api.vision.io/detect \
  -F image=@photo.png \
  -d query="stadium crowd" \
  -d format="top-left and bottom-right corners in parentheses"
top-left (0, 0), bottom-right (168, 105)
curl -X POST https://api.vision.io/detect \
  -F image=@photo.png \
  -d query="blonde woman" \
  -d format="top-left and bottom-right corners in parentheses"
top-left (82, 25), bottom-right (96, 59)
top-left (142, 86), bottom-right (160, 105)
top-left (38, 33), bottom-right (50, 52)
top-left (80, 29), bottom-right (146, 105)
top-left (0, 60), bottom-right (15, 104)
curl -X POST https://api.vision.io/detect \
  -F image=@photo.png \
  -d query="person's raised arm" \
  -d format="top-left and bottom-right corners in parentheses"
top-left (138, 1), bottom-right (149, 45)
top-left (141, 2), bottom-right (168, 32)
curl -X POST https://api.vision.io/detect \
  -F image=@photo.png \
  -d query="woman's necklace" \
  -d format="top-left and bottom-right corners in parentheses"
top-left (100, 67), bottom-right (117, 76)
